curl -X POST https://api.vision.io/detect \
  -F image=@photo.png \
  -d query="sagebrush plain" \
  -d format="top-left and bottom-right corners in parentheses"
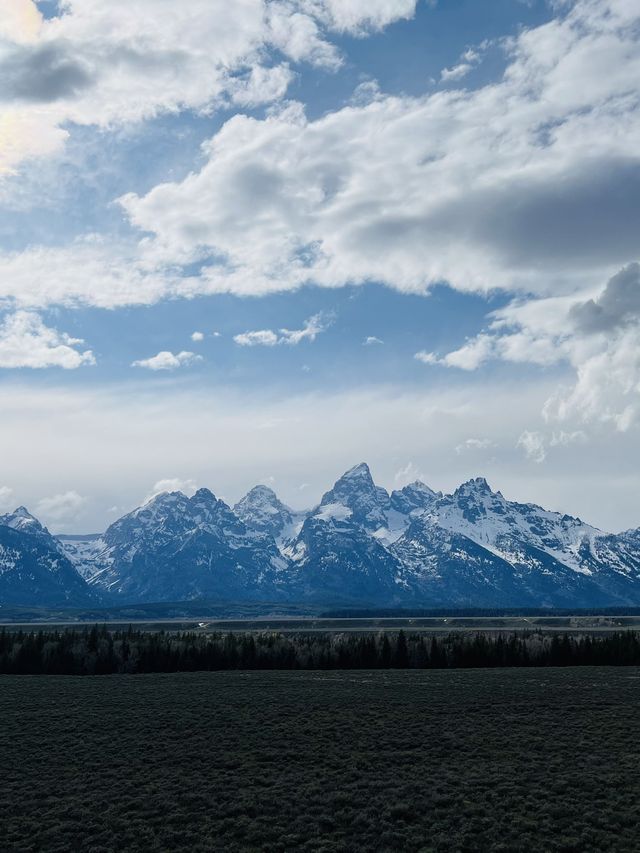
top-left (2, 667), bottom-right (640, 852)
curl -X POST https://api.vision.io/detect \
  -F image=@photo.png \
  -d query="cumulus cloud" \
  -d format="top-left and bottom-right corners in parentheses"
top-left (132, 351), bottom-right (202, 371)
top-left (416, 336), bottom-right (497, 371)
top-left (191, 331), bottom-right (205, 342)
top-left (0, 311), bottom-right (95, 368)
top-left (424, 262), bottom-right (640, 435)
top-left (363, 336), bottom-right (384, 346)
top-left (1, 42), bottom-right (93, 103)
top-left (0, 1), bottom-right (637, 313)
top-left (0, 0), bottom-right (418, 172)
top-left (0, 0), bottom-right (42, 45)
top-left (315, 0), bottom-right (418, 34)
top-left (234, 330), bottom-right (280, 347)
top-left (570, 262), bottom-right (640, 334)
top-left (118, 0), bottom-right (640, 307)
top-left (233, 312), bottom-right (332, 346)
top-left (35, 490), bottom-right (87, 527)
top-left (0, 240), bottom-right (187, 308)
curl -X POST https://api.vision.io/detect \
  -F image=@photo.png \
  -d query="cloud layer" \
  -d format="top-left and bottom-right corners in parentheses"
top-left (0, 0), bottom-right (418, 173)
top-left (120, 0), bottom-right (640, 305)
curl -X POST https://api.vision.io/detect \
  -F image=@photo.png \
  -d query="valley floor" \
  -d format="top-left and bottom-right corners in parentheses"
top-left (2, 668), bottom-right (640, 852)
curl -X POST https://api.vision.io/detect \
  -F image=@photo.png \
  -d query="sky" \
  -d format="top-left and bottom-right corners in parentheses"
top-left (0, 0), bottom-right (639, 533)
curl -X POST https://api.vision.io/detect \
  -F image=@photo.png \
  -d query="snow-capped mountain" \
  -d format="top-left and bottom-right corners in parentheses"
top-left (279, 464), bottom-right (440, 604)
top-left (61, 488), bottom-right (289, 603)
top-left (3, 463), bottom-right (640, 608)
top-left (1, 506), bottom-right (51, 540)
top-left (233, 485), bottom-right (305, 544)
top-left (391, 478), bottom-right (640, 607)
top-left (0, 508), bottom-right (97, 606)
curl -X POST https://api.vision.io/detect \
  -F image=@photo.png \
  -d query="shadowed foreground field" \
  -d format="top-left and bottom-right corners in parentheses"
top-left (2, 669), bottom-right (640, 852)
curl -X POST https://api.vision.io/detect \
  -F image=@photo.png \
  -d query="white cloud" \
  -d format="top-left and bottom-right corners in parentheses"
top-left (0, 0), bottom-right (42, 45)
top-left (0, 240), bottom-right (187, 309)
top-left (414, 350), bottom-right (439, 366)
top-left (426, 263), bottom-right (640, 436)
top-left (234, 330), bottom-right (280, 347)
top-left (440, 62), bottom-right (473, 83)
top-left (394, 461), bottom-right (427, 487)
top-left (455, 438), bottom-right (495, 455)
top-left (0, 0), bottom-right (418, 173)
top-left (315, 0), bottom-right (418, 34)
top-left (440, 47), bottom-right (482, 83)
top-left (144, 477), bottom-right (198, 503)
top-left (0, 1), bottom-right (636, 314)
top-left (363, 336), bottom-right (384, 346)
top-left (132, 351), bottom-right (202, 371)
top-left (517, 430), bottom-right (547, 464)
top-left (0, 485), bottom-right (14, 510)
top-left (191, 331), bottom-right (205, 342)
top-left (416, 335), bottom-right (496, 371)
top-left (35, 490), bottom-right (88, 528)
top-left (119, 0), bottom-right (640, 307)
top-left (0, 311), bottom-right (95, 368)
top-left (233, 312), bottom-right (332, 346)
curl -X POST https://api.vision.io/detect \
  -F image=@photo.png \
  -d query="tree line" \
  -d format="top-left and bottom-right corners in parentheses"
top-left (3, 626), bottom-right (640, 675)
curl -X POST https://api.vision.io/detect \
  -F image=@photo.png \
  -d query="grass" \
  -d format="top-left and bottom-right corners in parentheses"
top-left (2, 668), bottom-right (640, 852)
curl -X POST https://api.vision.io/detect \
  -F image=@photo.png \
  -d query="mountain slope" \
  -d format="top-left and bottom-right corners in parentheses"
top-left (62, 489), bottom-right (289, 604)
top-left (0, 509), bottom-right (97, 606)
top-left (391, 478), bottom-right (640, 606)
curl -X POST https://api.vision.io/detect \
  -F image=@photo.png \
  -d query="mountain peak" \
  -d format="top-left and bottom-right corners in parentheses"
top-left (192, 487), bottom-right (217, 502)
top-left (456, 476), bottom-right (493, 495)
top-left (342, 462), bottom-right (373, 480)
top-left (12, 506), bottom-right (37, 519)
top-left (1, 506), bottom-right (47, 536)
top-left (390, 480), bottom-right (439, 516)
top-left (243, 484), bottom-right (279, 500)
top-left (234, 484), bottom-right (294, 538)
top-left (323, 462), bottom-right (378, 501)
top-left (318, 462), bottom-right (389, 531)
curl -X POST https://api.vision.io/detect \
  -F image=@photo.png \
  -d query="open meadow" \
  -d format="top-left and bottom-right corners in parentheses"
top-left (2, 667), bottom-right (640, 852)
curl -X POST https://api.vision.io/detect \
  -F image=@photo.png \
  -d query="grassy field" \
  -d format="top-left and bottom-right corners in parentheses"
top-left (2, 669), bottom-right (640, 852)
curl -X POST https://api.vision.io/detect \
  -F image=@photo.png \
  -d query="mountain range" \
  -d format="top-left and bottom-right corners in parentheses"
top-left (1, 463), bottom-right (640, 610)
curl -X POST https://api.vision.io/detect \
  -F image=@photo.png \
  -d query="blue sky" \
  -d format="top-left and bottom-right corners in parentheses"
top-left (0, 0), bottom-right (638, 532)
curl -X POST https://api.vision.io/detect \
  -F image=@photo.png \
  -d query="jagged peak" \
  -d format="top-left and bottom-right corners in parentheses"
top-left (191, 487), bottom-right (217, 503)
top-left (11, 505), bottom-right (38, 519)
top-left (341, 462), bottom-right (373, 480)
top-left (398, 480), bottom-right (437, 496)
top-left (0, 506), bottom-right (48, 537)
top-left (325, 463), bottom-right (378, 499)
top-left (455, 476), bottom-right (494, 496)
